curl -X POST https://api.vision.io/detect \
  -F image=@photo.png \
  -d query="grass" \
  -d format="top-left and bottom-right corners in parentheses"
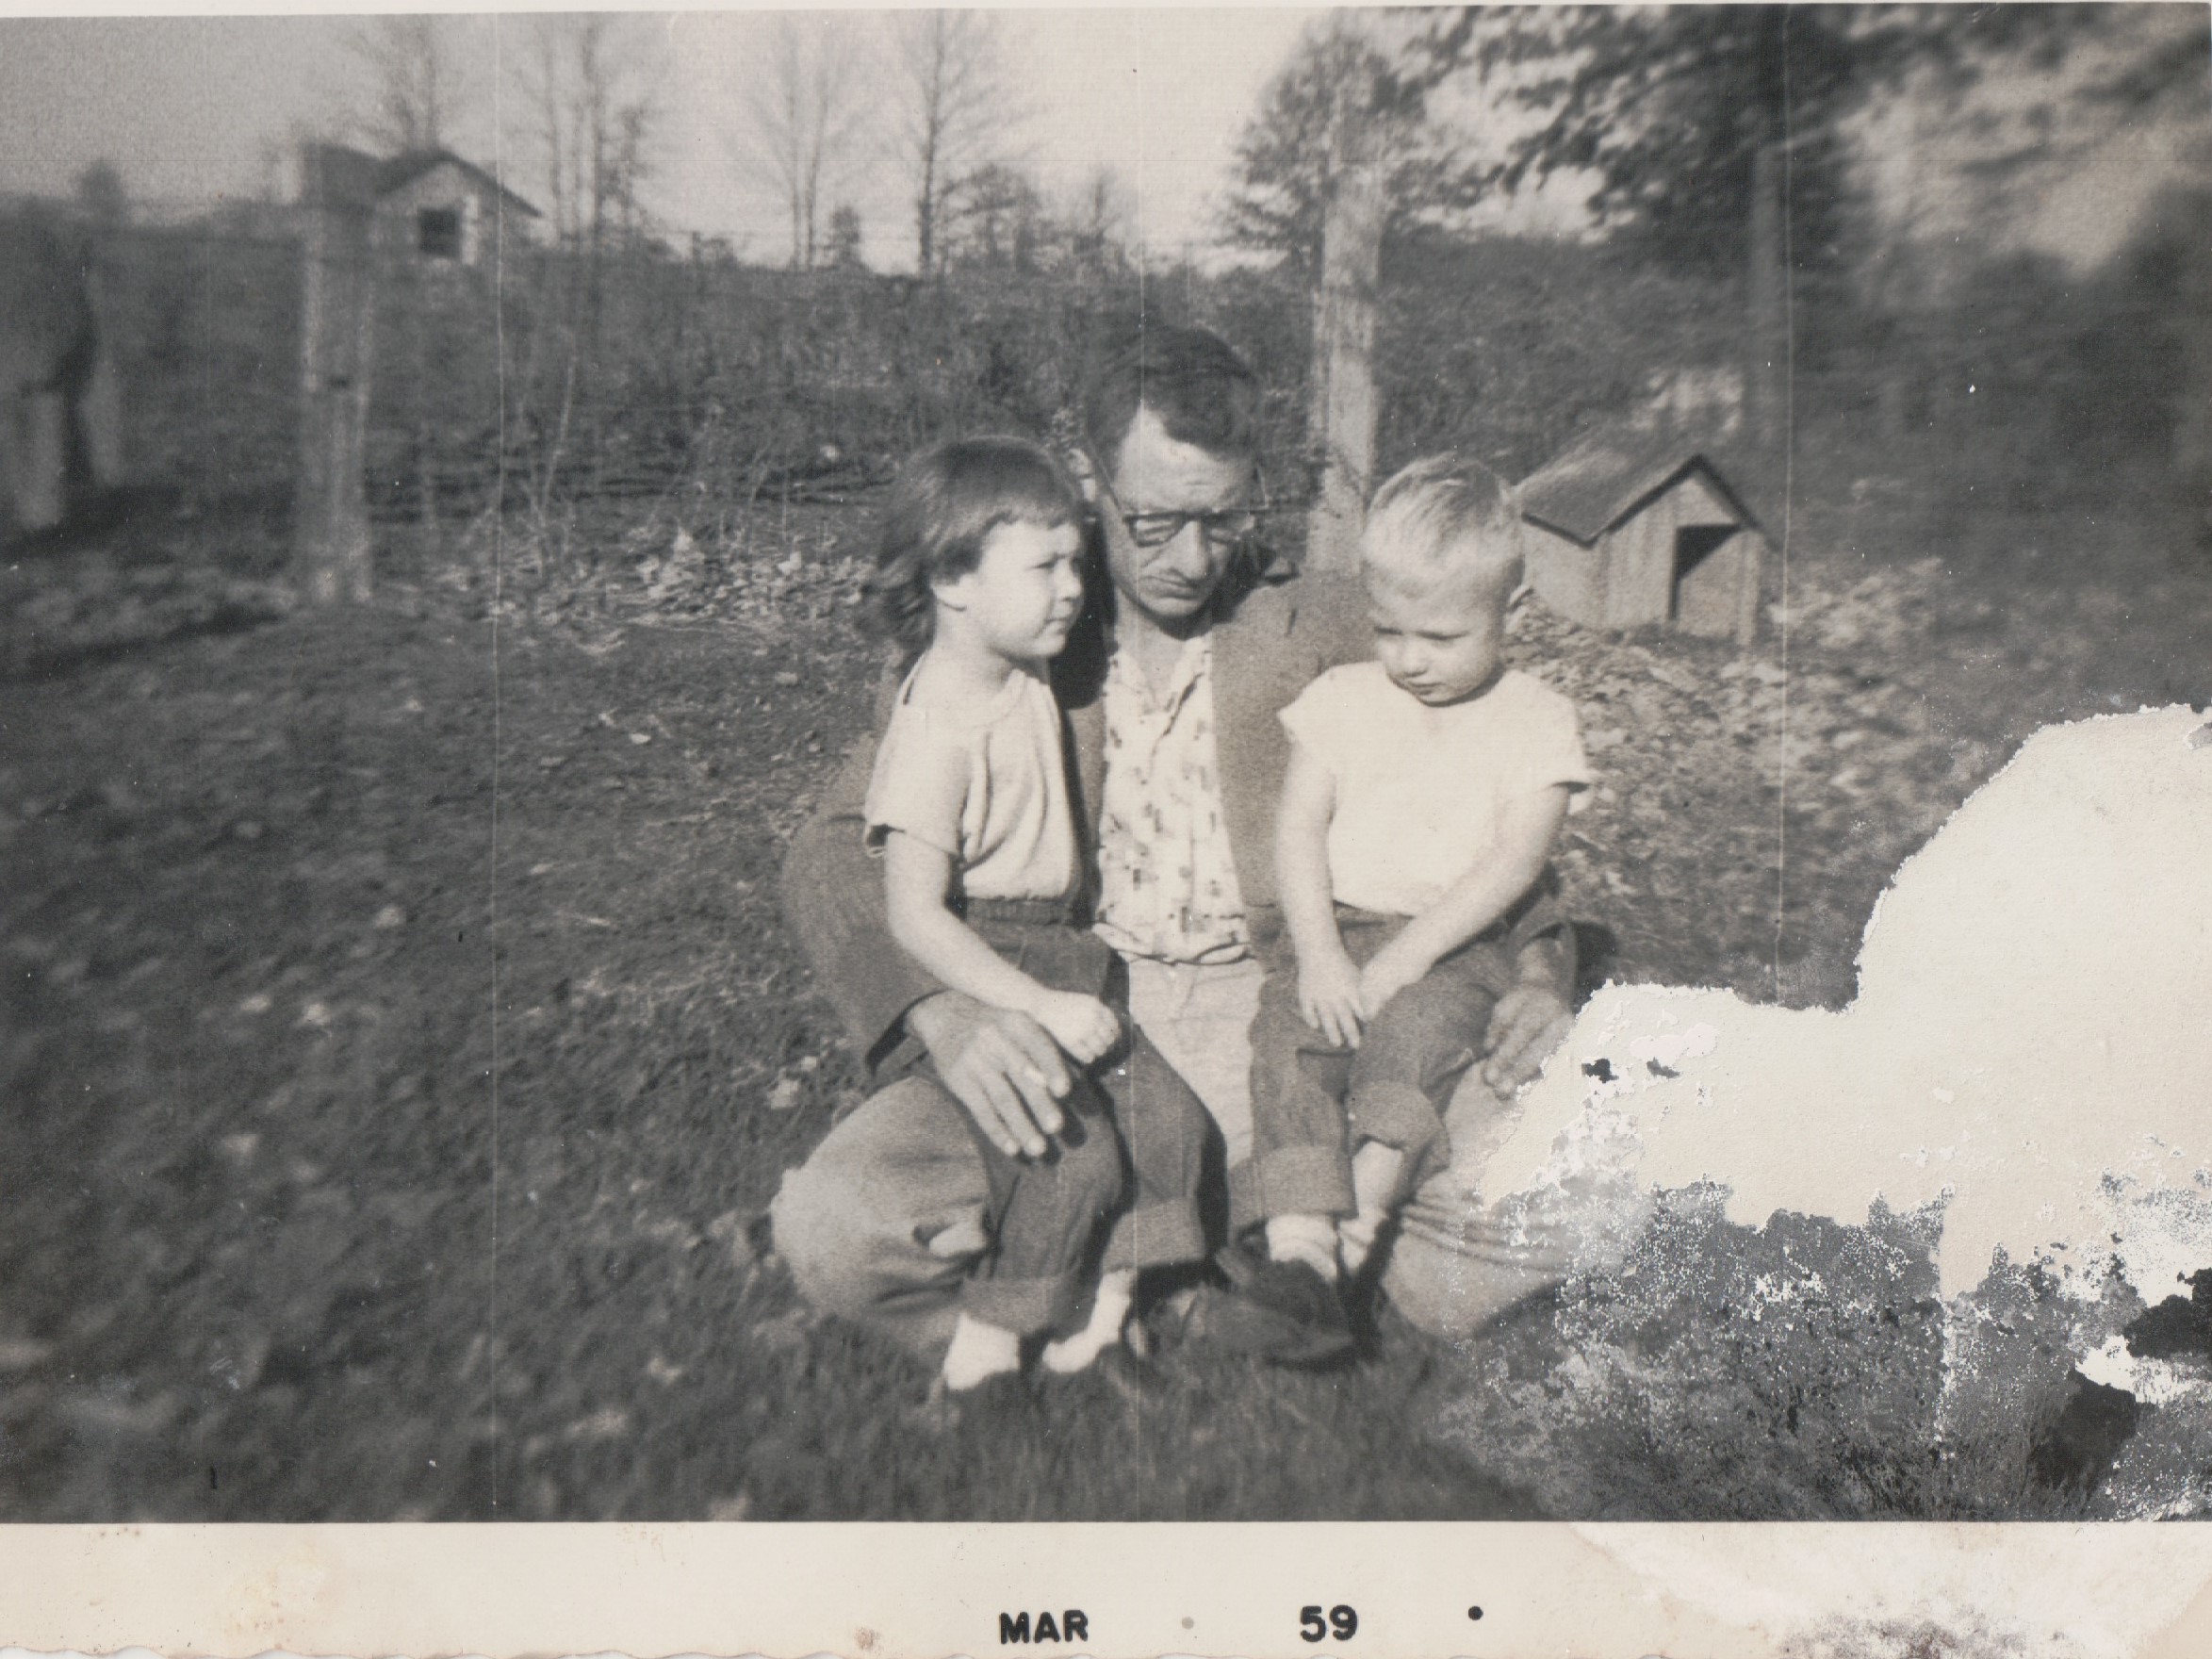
top-left (2, 473), bottom-right (2207, 1520)
top-left (0, 497), bottom-right (1538, 1521)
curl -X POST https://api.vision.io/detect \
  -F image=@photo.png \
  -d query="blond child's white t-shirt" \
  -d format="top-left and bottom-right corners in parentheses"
top-left (862, 660), bottom-right (1074, 902)
top-left (1279, 663), bottom-right (1591, 918)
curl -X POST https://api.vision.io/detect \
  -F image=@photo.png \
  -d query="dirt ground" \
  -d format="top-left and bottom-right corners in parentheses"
top-left (2, 488), bottom-right (2207, 1519)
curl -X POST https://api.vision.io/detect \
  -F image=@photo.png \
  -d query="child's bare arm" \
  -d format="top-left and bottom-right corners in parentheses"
top-left (880, 831), bottom-right (1119, 1064)
top-left (1360, 785), bottom-right (1573, 1014)
top-left (1274, 740), bottom-right (1366, 1047)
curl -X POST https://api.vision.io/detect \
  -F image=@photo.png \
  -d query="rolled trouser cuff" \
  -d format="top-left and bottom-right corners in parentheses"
top-left (961, 1271), bottom-right (1077, 1336)
top-left (1347, 1079), bottom-right (1448, 1166)
top-left (1248, 1143), bottom-right (1356, 1221)
top-left (1102, 1197), bottom-right (1206, 1272)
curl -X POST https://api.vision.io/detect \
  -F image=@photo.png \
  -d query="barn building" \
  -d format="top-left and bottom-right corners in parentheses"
top-left (1516, 424), bottom-right (1769, 645)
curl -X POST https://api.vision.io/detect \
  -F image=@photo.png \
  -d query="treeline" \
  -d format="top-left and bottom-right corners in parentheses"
top-left (90, 197), bottom-right (2204, 556)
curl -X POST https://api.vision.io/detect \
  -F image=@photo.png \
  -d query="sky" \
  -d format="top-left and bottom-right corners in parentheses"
top-left (0, 8), bottom-right (1323, 271)
top-left (1, 7), bottom-right (2205, 276)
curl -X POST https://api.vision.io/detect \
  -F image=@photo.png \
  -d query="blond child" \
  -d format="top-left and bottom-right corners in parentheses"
top-left (861, 436), bottom-right (1204, 1392)
top-left (1248, 455), bottom-right (1591, 1296)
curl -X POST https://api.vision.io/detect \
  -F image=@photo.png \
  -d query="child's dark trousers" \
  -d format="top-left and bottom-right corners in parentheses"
top-left (913, 900), bottom-right (1209, 1336)
top-left (1247, 907), bottom-right (1519, 1222)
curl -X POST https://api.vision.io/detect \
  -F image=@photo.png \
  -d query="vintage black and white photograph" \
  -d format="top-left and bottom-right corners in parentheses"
top-left (2, 1), bottom-right (2209, 1554)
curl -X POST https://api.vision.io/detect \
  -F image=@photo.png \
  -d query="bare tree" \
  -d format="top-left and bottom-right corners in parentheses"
top-left (352, 17), bottom-right (461, 156)
top-left (738, 15), bottom-right (871, 271)
top-left (517, 14), bottom-right (660, 253)
top-left (893, 11), bottom-right (1014, 279)
top-left (826, 204), bottom-right (866, 271)
top-left (1062, 164), bottom-right (1134, 277)
top-left (523, 19), bottom-right (574, 243)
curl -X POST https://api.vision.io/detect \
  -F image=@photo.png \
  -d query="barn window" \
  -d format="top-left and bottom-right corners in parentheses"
top-left (416, 207), bottom-right (463, 260)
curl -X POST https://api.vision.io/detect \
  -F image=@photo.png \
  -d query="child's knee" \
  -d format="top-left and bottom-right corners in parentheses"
top-left (1250, 1002), bottom-right (1339, 1098)
top-left (1050, 1116), bottom-right (1128, 1217)
top-left (1363, 994), bottom-right (1489, 1090)
top-left (1346, 1079), bottom-right (1449, 1163)
top-left (1382, 966), bottom-right (1493, 1033)
top-left (1097, 1043), bottom-right (1204, 1147)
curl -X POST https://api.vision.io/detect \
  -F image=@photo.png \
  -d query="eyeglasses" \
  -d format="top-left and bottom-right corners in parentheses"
top-left (1090, 461), bottom-right (1270, 551)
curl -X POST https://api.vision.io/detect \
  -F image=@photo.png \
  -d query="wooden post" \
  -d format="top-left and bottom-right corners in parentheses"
top-left (76, 277), bottom-right (125, 493)
top-left (1303, 86), bottom-right (1384, 576)
top-left (295, 143), bottom-right (378, 606)
top-left (0, 211), bottom-right (110, 535)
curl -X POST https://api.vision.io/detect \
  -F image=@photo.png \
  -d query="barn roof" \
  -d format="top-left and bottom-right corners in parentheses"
top-left (300, 144), bottom-right (386, 210)
top-left (1518, 418), bottom-right (1765, 548)
top-left (375, 150), bottom-right (542, 219)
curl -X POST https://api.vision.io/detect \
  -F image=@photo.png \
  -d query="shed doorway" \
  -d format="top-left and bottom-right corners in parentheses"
top-left (1672, 522), bottom-right (1752, 638)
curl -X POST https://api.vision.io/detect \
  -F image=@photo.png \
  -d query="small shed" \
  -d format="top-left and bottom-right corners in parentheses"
top-left (1516, 423), bottom-right (1769, 645)
top-left (370, 150), bottom-right (540, 268)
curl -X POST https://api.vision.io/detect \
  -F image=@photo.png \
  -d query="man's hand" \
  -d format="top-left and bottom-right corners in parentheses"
top-left (1356, 940), bottom-right (1431, 1026)
top-left (1478, 982), bottom-right (1572, 1093)
top-left (906, 990), bottom-right (1071, 1159)
top-left (1030, 991), bottom-right (1122, 1068)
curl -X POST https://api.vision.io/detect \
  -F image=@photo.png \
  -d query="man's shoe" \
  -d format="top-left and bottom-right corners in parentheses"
top-left (1194, 1243), bottom-right (1355, 1366)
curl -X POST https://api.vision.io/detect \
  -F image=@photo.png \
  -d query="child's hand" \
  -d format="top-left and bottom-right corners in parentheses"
top-left (1358, 943), bottom-right (1430, 1020)
top-left (1031, 992), bottom-right (1121, 1066)
top-left (1298, 949), bottom-right (1367, 1049)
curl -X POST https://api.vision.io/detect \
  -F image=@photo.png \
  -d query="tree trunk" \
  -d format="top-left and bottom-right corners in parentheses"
top-left (1303, 94), bottom-right (1384, 576)
top-left (915, 131), bottom-right (938, 279)
top-left (1745, 139), bottom-right (1789, 501)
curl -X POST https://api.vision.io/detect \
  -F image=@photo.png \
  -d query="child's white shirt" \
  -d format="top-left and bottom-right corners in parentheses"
top-left (863, 658), bottom-right (1074, 901)
top-left (1279, 663), bottom-right (1591, 918)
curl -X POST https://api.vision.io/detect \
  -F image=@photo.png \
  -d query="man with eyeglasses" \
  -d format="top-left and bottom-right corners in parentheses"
top-left (774, 320), bottom-right (1577, 1367)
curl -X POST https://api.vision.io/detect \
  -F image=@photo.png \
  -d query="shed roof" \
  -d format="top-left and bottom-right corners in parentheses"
top-left (1518, 418), bottom-right (1765, 548)
top-left (375, 150), bottom-right (541, 219)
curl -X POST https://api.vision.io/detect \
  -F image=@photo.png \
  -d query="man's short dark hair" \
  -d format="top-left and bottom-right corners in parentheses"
top-left (1079, 319), bottom-right (1259, 476)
